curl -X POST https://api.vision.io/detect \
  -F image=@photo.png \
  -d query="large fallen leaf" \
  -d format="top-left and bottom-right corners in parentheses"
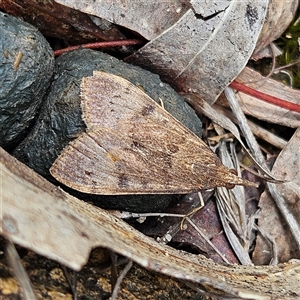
top-left (253, 128), bottom-right (300, 265)
top-left (55, 0), bottom-right (268, 104)
top-left (127, 0), bottom-right (268, 104)
top-left (1, 147), bottom-right (300, 299)
top-left (216, 67), bottom-right (300, 128)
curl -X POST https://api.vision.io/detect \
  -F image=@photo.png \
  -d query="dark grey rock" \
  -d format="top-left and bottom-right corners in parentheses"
top-left (13, 49), bottom-right (202, 212)
top-left (0, 12), bottom-right (54, 149)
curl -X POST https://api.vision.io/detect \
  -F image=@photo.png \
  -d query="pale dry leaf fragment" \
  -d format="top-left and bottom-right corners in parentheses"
top-left (217, 67), bottom-right (300, 128)
top-left (224, 87), bottom-right (268, 169)
top-left (1, 147), bottom-right (300, 299)
top-left (253, 128), bottom-right (300, 265)
top-left (252, 42), bottom-right (283, 60)
top-left (216, 141), bottom-right (253, 265)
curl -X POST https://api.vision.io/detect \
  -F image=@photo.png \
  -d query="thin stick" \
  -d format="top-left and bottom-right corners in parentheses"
top-left (54, 39), bottom-right (144, 56)
top-left (110, 251), bottom-right (118, 291)
top-left (273, 58), bottom-right (300, 72)
top-left (6, 241), bottom-right (37, 300)
top-left (262, 43), bottom-right (277, 80)
top-left (180, 192), bottom-right (204, 229)
top-left (110, 211), bottom-right (185, 219)
top-left (111, 260), bottom-right (133, 300)
top-left (61, 265), bottom-right (77, 300)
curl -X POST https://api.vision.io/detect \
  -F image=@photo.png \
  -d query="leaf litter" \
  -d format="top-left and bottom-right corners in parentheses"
top-left (2, 1), bottom-right (300, 298)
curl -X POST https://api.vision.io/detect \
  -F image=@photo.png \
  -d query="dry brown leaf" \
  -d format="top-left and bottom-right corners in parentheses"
top-left (253, 128), bottom-right (300, 265)
top-left (253, 0), bottom-right (298, 56)
top-left (141, 195), bottom-right (241, 265)
top-left (2, 147), bottom-right (300, 299)
top-left (216, 67), bottom-right (300, 128)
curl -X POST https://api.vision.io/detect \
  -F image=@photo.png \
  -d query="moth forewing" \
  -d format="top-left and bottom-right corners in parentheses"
top-left (50, 71), bottom-right (257, 195)
top-left (80, 71), bottom-right (168, 131)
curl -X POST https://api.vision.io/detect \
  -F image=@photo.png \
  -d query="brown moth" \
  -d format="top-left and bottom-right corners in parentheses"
top-left (50, 71), bottom-right (256, 195)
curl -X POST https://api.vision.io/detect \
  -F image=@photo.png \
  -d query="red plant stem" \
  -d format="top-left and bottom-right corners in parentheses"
top-left (53, 39), bottom-right (144, 56)
top-left (230, 80), bottom-right (300, 114)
